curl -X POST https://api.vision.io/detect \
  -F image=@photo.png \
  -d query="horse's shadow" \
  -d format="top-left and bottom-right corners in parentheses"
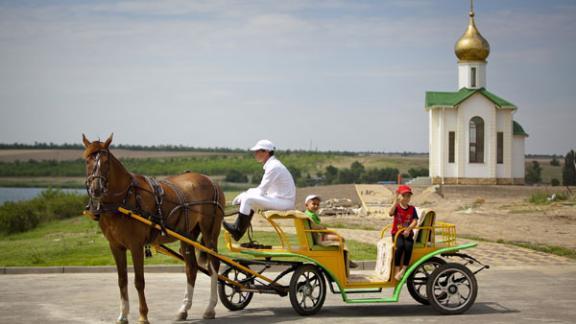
top-left (179, 302), bottom-right (518, 323)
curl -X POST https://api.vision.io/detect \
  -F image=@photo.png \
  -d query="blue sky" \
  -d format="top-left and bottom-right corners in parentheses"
top-left (0, 0), bottom-right (575, 154)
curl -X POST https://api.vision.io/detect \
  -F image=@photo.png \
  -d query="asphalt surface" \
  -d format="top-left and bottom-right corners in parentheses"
top-left (1, 264), bottom-right (575, 324)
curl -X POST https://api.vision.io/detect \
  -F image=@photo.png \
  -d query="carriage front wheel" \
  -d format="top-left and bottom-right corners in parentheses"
top-left (407, 256), bottom-right (446, 305)
top-left (289, 264), bottom-right (327, 316)
top-left (426, 263), bottom-right (478, 314)
top-left (218, 265), bottom-right (254, 311)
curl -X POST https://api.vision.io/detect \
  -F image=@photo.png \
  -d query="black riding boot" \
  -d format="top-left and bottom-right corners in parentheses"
top-left (223, 211), bottom-right (254, 241)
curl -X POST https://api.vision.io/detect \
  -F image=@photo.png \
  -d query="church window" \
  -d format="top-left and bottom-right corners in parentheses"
top-left (469, 116), bottom-right (484, 163)
top-left (497, 132), bottom-right (504, 164)
top-left (448, 131), bottom-right (455, 163)
top-left (471, 67), bottom-right (477, 88)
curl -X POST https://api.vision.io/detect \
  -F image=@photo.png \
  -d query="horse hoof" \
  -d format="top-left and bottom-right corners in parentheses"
top-left (176, 311), bottom-right (187, 321)
top-left (116, 320), bottom-right (128, 324)
top-left (138, 320), bottom-right (150, 324)
top-left (203, 311), bottom-right (216, 319)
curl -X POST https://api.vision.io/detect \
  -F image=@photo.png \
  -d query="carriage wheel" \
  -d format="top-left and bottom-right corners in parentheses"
top-left (426, 263), bottom-right (478, 315)
top-left (407, 257), bottom-right (446, 305)
top-left (289, 264), bottom-right (326, 316)
top-left (218, 265), bottom-right (254, 311)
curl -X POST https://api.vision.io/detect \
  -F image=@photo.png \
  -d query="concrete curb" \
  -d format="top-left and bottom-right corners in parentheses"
top-left (1, 261), bottom-right (376, 275)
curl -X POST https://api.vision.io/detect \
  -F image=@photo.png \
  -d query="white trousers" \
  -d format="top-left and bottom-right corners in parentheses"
top-left (234, 190), bottom-right (295, 215)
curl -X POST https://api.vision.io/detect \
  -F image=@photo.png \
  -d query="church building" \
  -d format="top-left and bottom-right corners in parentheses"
top-left (426, 2), bottom-right (528, 185)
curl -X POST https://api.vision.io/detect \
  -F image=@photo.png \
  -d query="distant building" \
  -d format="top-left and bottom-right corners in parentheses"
top-left (425, 2), bottom-right (528, 185)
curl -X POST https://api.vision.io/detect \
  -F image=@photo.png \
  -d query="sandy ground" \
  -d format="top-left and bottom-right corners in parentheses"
top-left (294, 184), bottom-right (576, 251)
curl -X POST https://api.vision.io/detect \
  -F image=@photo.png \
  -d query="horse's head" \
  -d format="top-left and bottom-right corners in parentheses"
top-left (82, 133), bottom-right (113, 200)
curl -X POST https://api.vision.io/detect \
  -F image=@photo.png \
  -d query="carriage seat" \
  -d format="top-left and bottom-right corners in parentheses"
top-left (373, 208), bottom-right (436, 281)
top-left (262, 210), bottom-right (340, 251)
top-left (413, 209), bottom-right (436, 247)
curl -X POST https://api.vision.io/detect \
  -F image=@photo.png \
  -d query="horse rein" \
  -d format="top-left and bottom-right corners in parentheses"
top-left (84, 149), bottom-right (225, 226)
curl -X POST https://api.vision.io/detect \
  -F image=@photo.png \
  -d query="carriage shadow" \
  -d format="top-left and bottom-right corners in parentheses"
top-left (179, 302), bottom-right (517, 323)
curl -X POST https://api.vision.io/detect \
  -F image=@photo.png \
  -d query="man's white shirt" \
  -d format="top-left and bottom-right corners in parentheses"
top-left (256, 156), bottom-right (296, 201)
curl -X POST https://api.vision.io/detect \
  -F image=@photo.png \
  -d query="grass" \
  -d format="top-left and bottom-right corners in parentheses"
top-left (459, 234), bottom-right (576, 260)
top-left (0, 215), bottom-right (377, 267)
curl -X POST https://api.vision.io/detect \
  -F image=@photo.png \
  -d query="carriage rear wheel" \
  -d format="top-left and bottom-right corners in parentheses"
top-left (406, 257), bottom-right (446, 305)
top-left (218, 265), bottom-right (254, 311)
top-left (289, 264), bottom-right (327, 316)
top-left (426, 263), bottom-right (478, 314)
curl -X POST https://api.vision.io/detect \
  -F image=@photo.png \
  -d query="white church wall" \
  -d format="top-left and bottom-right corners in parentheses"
top-left (512, 136), bottom-right (525, 179)
top-left (445, 110), bottom-right (458, 178)
top-left (459, 94), bottom-right (495, 178)
top-left (458, 63), bottom-right (487, 89)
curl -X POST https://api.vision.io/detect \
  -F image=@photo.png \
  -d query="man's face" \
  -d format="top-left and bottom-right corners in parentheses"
top-left (306, 198), bottom-right (321, 213)
top-left (254, 149), bottom-right (270, 163)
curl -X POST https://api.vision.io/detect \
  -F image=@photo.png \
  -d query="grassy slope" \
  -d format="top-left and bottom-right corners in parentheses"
top-left (0, 216), bottom-right (376, 267)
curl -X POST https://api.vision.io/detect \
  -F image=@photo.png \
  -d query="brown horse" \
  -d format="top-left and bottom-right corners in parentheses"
top-left (82, 134), bottom-right (225, 323)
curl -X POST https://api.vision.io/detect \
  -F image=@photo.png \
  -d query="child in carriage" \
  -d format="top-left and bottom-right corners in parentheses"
top-left (304, 194), bottom-right (358, 268)
top-left (389, 185), bottom-right (418, 281)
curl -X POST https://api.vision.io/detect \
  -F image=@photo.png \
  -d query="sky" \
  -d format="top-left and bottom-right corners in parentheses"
top-left (0, 0), bottom-right (575, 154)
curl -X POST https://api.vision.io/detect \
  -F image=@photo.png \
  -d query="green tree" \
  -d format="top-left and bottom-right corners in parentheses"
top-left (408, 167), bottom-right (429, 178)
top-left (350, 161), bottom-right (365, 181)
top-left (526, 160), bottom-right (542, 184)
top-left (550, 155), bottom-right (560, 166)
top-left (324, 165), bottom-right (339, 184)
top-left (224, 170), bottom-right (248, 183)
top-left (563, 150), bottom-right (576, 186)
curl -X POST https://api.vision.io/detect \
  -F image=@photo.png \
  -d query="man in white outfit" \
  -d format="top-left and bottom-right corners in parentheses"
top-left (223, 139), bottom-right (296, 241)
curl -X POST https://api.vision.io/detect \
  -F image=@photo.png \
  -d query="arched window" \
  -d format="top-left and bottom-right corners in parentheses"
top-left (469, 116), bottom-right (484, 163)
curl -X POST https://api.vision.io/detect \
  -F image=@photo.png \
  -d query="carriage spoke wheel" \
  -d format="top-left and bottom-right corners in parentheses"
top-left (407, 257), bottom-right (446, 305)
top-left (289, 265), bottom-right (326, 316)
top-left (426, 263), bottom-right (478, 315)
top-left (218, 265), bottom-right (254, 311)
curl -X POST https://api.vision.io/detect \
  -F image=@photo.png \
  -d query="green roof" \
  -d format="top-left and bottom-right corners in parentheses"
top-left (513, 121), bottom-right (528, 137)
top-left (425, 87), bottom-right (516, 110)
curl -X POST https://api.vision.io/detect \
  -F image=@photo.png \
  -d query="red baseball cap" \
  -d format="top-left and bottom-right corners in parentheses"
top-left (396, 185), bottom-right (413, 195)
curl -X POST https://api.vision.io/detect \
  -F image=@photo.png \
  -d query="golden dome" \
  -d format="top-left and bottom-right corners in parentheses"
top-left (454, 10), bottom-right (490, 62)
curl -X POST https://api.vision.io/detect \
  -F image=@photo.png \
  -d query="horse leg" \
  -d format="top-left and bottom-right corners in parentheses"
top-left (176, 242), bottom-right (197, 321)
top-left (131, 246), bottom-right (149, 324)
top-left (203, 234), bottom-right (220, 319)
top-left (111, 245), bottom-right (129, 324)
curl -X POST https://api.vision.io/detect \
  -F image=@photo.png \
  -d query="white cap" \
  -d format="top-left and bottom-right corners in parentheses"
top-left (305, 194), bottom-right (321, 203)
top-left (250, 139), bottom-right (275, 152)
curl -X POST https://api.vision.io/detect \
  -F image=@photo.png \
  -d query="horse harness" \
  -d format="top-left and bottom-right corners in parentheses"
top-left (85, 149), bottom-right (224, 241)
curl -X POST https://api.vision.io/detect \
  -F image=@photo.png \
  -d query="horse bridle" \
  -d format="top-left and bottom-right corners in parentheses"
top-left (85, 149), bottom-right (110, 200)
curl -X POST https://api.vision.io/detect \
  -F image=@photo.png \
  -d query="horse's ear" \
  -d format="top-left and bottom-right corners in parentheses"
top-left (103, 133), bottom-right (113, 149)
top-left (82, 134), bottom-right (91, 148)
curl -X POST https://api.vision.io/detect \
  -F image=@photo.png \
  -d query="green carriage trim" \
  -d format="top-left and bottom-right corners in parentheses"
top-left (240, 241), bottom-right (478, 303)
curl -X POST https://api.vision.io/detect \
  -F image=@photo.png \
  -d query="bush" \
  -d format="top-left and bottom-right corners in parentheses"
top-left (551, 178), bottom-right (560, 186)
top-left (529, 191), bottom-right (568, 205)
top-left (408, 167), bottom-right (429, 178)
top-left (525, 161), bottom-right (542, 184)
top-left (224, 170), bottom-right (248, 183)
top-left (563, 150), bottom-right (576, 186)
top-left (0, 189), bottom-right (87, 234)
top-left (550, 155), bottom-right (560, 166)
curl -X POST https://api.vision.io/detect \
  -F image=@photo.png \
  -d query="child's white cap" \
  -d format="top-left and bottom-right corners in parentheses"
top-left (305, 194), bottom-right (321, 203)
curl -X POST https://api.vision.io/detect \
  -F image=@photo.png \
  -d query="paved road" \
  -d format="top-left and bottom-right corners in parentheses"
top-left (1, 264), bottom-right (575, 324)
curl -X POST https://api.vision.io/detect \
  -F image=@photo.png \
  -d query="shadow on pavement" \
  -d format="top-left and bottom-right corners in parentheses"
top-left (179, 302), bottom-right (518, 323)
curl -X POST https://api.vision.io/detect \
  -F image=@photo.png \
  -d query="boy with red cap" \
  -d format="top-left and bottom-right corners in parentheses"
top-left (389, 185), bottom-right (418, 280)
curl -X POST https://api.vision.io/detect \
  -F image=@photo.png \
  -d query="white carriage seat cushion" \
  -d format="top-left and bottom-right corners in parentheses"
top-left (411, 207), bottom-right (426, 239)
top-left (374, 236), bottom-right (393, 281)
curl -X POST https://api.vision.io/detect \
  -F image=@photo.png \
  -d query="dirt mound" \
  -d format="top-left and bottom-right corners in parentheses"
top-left (295, 184), bottom-right (360, 211)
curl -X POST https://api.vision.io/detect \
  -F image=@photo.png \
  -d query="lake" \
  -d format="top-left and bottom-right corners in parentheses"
top-left (0, 187), bottom-right (86, 205)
